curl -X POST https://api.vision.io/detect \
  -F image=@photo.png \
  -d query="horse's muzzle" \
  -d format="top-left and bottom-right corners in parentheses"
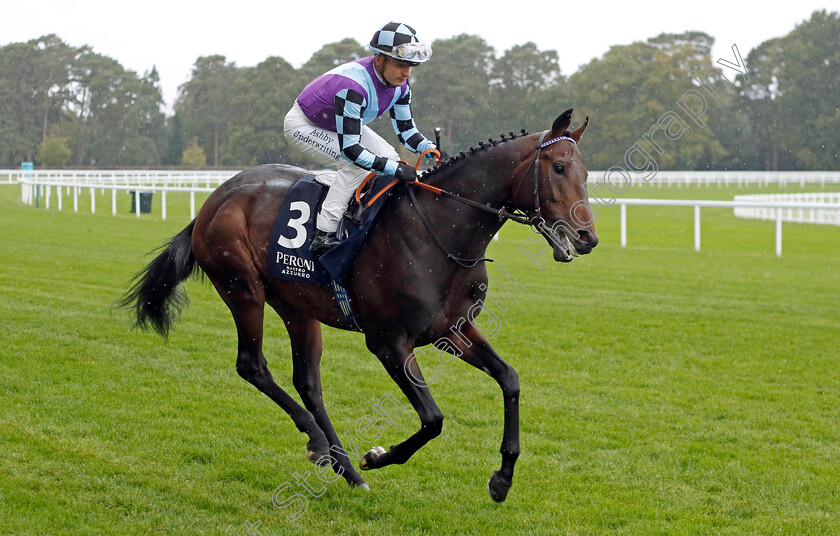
top-left (571, 229), bottom-right (599, 255)
top-left (538, 221), bottom-right (598, 262)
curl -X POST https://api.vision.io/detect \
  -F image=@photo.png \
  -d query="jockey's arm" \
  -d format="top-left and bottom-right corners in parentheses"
top-left (389, 86), bottom-right (436, 158)
top-left (334, 89), bottom-right (400, 175)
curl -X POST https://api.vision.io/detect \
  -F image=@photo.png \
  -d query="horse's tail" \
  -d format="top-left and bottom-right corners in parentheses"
top-left (119, 220), bottom-right (199, 337)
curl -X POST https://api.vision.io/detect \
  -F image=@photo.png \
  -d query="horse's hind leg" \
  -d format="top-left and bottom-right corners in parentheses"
top-left (279, 310), bottom-right (368, 488)
top-left (207, 274), bottom-right (329, 459)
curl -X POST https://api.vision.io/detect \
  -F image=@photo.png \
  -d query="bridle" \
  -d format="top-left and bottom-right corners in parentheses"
top-left (407, 131), bottom-right (577, 268)
top-left (512, 131), bottom-right (578, 228)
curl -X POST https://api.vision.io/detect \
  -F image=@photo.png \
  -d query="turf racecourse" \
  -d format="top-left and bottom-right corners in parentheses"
top-left (1, 180), bottom-right (838, 536)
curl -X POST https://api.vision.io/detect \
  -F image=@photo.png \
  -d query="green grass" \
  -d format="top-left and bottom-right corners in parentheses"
top-left (1, 181), bottom-right (838, 535)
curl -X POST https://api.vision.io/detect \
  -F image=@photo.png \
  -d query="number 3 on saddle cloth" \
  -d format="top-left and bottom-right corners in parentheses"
top-left (267, 173), bottom-right (396, 331)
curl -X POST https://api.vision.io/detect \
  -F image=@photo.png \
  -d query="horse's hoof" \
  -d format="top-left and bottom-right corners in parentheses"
top-left (487, 470), bottom-right (512, 503)
top-left (349, 481), bottom-right (370, 491)
top-left (360, 446), bottom-right (386, 471)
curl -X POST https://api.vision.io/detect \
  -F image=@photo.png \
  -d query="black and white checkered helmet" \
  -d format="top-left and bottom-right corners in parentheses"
top-left (369, 22), bottom-right (432, 64)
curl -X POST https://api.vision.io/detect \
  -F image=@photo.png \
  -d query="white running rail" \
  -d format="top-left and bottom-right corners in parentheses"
top-left (9, 170), bottom-right (840, 257)
top-left (612, 197), bottom-right (840, 257)
top-left (18, 180), bottom-right (221, 221)
top-left (2, 168), bottom-right (235, 186)
top-left (587, 170), bottom-right (840, 188)
top-left (733, 192), bottom-right (840, 226)
top-left (5, 169), bottom-right (840, 187)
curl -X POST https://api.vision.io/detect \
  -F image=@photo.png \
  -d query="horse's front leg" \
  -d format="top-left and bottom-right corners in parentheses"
top-left (448, 323), bottom-right (520, 503)
top-left (360, 336), bottom-right (445, 470)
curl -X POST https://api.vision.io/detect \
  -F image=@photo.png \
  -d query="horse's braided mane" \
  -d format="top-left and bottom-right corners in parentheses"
top-left (423, 129), bottom-right (530, 178)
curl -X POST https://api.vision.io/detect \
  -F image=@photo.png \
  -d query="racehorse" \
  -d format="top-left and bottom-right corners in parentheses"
top-left (121, 108), bottom-right (597, 503)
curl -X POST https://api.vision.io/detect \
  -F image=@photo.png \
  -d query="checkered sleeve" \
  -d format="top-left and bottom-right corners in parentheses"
top-left (390, 85), bottom-right (435, 157)
top-left (335, 89), bottom-right (400, 175)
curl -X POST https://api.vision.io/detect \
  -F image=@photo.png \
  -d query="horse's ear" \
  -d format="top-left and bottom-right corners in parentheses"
top-left (570, 116), bottom-right (589, 142)
top-left (551, 109), bottom-right (574, 136)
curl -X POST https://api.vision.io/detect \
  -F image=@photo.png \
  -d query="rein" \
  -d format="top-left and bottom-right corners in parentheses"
top-left (408, 186), bottom-right (491, 268)
top-left (410, 180), bottom-right (530, 225)
top-left (406, 133), bottom-right (576, 267)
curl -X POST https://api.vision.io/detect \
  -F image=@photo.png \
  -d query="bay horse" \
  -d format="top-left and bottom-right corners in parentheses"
top-left (121, 108), bottom-right (597, 503)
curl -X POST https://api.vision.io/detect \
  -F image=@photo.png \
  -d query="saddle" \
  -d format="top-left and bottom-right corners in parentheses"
top-left (267, 172), bottom-right (396, 287)
top-left (268, 150), bottom-right (439, 330)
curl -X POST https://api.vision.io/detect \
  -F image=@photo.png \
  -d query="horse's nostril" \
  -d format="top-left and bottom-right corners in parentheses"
top-left (576, 230), bottom-right (599, 248)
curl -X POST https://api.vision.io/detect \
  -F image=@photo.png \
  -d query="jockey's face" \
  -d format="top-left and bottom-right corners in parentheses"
top-left (375, 55), bottom-right (415, 87)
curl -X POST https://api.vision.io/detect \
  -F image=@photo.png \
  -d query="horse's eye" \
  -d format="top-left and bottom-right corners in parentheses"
top-left (553, 163), bottom-right (565, 174)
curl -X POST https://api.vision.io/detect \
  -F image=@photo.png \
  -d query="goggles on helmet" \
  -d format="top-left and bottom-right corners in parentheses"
top-left (391, 42), bottom-right (432, 63)
top-left (373, 41), bottom-right (433, 64)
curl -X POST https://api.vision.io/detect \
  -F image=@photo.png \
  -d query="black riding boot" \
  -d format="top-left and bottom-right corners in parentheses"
top-left (310, 230), bottom-right (339, 256)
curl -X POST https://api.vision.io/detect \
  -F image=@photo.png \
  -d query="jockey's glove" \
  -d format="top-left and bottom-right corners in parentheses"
top-left (394, 163), bottom-right (417, 182)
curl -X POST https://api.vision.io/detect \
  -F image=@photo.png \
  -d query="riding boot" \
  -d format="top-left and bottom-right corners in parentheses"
top-left (310, 230), bottom-right (340, 256)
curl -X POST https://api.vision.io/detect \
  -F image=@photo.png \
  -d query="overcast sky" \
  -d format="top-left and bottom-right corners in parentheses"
top-left (3, 1), bottom-right (834, 111)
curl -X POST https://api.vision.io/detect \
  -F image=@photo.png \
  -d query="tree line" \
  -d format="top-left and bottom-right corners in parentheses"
top-left (0, 10), bottom-right (837, 171)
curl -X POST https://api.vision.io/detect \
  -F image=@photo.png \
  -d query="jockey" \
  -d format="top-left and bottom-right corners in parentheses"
top-left (284, 21), bottom-right (440, 256)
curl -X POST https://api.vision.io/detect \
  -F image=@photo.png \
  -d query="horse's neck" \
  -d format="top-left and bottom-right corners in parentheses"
top-left (423, 138), bottom-right (530, 209)
top-left (410, 138), bottom-right (532, 257)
